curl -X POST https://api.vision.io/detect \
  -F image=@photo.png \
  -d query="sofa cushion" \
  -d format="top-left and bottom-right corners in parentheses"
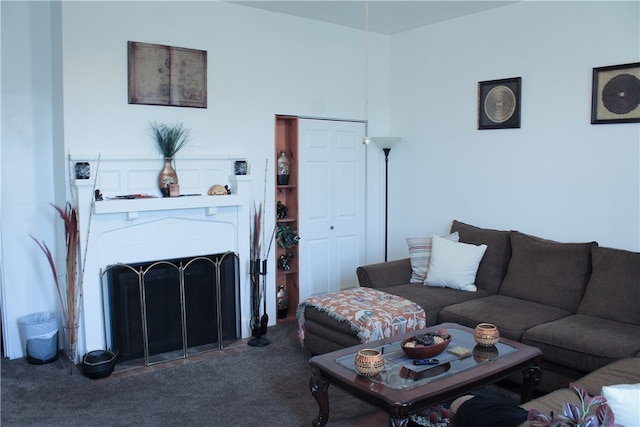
top-left (520, 358), bottom-right (640, 424)
top-left (450, 220), bottom-right (511, 294)
top-left (519, 388), bottom-right (580, 417)
top-left (437, 295), bottom-right (570, 341)
top-left (406, 232), bottom-right (459, 283)
top-left (522, 315), bottom-right (640, 374)
top-left (602, 383), bottom-right (640, 427)
top-left (356, 258), bottom-right (412, 289)
top-left (499, 232), bottom-right (596, 313)
top-left (574, 357), bottom-right (640, 397)
top-left (577, 245), bottom-right (640, 325)
top-left (380, 283), bottom-right (493, 326)
top-left (424, 236), bottom-right (487, 291)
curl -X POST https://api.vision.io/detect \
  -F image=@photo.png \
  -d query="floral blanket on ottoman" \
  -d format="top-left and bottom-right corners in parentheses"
top-left (296, 287), bottom-right (426, 344)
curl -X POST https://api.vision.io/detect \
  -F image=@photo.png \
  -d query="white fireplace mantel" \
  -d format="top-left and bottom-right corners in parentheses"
top-left (70, 154), bottom-right (252, 359)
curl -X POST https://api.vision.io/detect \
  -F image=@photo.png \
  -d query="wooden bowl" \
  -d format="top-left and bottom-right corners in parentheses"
top-left (401, 335), bottom-right (451, 359)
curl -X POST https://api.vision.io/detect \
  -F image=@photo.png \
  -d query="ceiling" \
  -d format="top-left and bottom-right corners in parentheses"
top-left (229, 1), bottom-right (518, 35)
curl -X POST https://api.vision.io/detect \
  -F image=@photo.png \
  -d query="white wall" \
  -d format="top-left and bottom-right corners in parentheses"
top-left (387, 1), bottom-right (640, 260)
top-left (2, 1), bottom-right (639, 360)
top-left (1, 1), bottom-right (389, 359)
top-left (1, 1), bottom-right (61, 360)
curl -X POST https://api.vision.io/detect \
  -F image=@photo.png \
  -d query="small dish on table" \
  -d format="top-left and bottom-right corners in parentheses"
top-left (401, 328), bottom-right (451, 359)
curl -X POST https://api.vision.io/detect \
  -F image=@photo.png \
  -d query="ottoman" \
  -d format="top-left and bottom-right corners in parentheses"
top-left (296, 287), bottom-right (426, 355)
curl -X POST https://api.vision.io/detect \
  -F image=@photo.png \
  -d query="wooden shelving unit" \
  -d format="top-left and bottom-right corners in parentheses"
top-left (275, 115), bottom-right (299, 323)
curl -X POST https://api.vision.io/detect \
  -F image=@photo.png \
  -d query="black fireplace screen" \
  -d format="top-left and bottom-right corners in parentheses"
top-left (102, 252), bottom-right (240, 365)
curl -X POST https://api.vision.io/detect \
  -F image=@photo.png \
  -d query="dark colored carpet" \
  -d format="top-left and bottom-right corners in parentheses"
top-left (1, 322), bottom-right (518, 426)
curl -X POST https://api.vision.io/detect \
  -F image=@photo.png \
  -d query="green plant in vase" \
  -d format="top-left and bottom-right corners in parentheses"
top-left (150, 121), bottom-right (191, 195)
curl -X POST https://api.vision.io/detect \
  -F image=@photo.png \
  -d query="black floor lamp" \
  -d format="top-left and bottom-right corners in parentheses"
top-left (371, 137), bottom-right (401, 262)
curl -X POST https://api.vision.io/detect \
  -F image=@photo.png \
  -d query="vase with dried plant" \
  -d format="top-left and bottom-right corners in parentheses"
top-left (150, 121), bottom-right (191, 196)
top-left (31, 202), bottom-right (80, 368)
top-left (248, 160), bottom-right (277, 347)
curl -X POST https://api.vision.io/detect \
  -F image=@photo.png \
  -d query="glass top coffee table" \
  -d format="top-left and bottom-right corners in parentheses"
top-left (308, 322), bottom-right (542, 426)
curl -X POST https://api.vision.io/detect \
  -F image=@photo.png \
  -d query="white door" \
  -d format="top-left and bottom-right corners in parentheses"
top-left (298, 118), bottom-right (366, 300)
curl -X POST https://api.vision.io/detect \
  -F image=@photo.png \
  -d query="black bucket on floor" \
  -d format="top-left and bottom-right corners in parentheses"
top-left (81, 349), bottom-right (119, 379)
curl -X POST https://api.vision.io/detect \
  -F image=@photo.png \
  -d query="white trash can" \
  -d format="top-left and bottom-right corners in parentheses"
top-left (18, 312), bottom-right (59, 364)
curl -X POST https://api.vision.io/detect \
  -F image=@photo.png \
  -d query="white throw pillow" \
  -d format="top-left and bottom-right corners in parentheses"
top-left (406, 232), bottom-right (459, 283)
top-left (601, 383), bottom-right (640, 427)
top-left (424, 235), bottom-right (487, 291)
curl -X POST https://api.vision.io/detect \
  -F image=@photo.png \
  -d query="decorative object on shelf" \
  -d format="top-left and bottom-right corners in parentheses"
top-left (150, 121), bottom-right (191, 196)
top-left (158, 159), bottom-right (178, 197)
top-left (207, 184), bottom-right (228, 195)
top-left (276, 285), bottom-right (289, 319)
top-left (169, 184), bottom-right (180, 197)
top-left (277, 201), bottom-right (288, 219)
top-left (478, 77), bottom-right (522, 129)
top-left (527, 383), bottom-right (620, 427)
top-left (591, 62), bottom-right (640, 124)
top-left (277, 151), bottom-right (290, 185)
top-left (473, 323), bottom-right (500, 347)
top-left (74, 162), bottom-right (90, 180)
top-left (128, 41), bottom-right (207, 108)
top-left (278, 251), bottom-right (295, 271)
top-left (234, 160), bottom-right (248, 175)
top-left (276, 223), bottom-right (300, 249)
top-left (354, 348), bottom-right (384, 376)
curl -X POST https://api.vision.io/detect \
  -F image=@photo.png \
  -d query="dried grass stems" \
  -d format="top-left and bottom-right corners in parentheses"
top-left (149, 121), bottom-right (192, 158)
top-left (31, 202), bottom-right (80, 351)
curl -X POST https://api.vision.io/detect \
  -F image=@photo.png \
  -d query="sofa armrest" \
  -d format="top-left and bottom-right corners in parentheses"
top-left (356, 258), bottom-right (412, 289)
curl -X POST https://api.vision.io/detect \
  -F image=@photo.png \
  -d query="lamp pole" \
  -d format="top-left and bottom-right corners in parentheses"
top-left (382, 147), bottom-right (391, 262)
top-left (371, 137), bottom-right (401, 262)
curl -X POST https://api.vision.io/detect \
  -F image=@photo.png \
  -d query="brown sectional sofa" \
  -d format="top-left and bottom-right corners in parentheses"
top-left (301, 220), bottom-right (640, 393)
top-left (450, 357), bottom-right (640, 426)
top-left (517, 357), bottom-right (640, 426)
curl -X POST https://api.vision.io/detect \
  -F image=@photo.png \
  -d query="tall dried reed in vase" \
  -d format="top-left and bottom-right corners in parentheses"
top-left (31, 202), bottom-right (80, 365)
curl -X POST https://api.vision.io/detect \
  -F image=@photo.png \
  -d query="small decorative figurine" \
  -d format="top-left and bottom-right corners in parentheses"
top-left (278, 251), bottom-right (296, 271)
top-left (277, 201), bottom-right (288, 219)
top-left (94, 189), bottom-right (103, 201)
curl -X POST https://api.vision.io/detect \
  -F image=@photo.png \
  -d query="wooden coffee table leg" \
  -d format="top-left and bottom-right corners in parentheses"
top-left (521, 362), bottom-right (542, 403)
top-left (390, 416), bottom-right (410, 427)
top-left (310, 366), bottom-right (330, 427)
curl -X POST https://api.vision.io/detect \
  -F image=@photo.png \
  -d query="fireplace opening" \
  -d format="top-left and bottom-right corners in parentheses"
top-left (103, 252), bottom-right (240, 365)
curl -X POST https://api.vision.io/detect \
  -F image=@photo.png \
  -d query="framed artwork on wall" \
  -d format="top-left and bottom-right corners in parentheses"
top-left (128, 41), bottom-right (207, 108)
top-left (478, 77), bottom-right (521, 130)
top-left (591, 62), bottom-right (640, 124)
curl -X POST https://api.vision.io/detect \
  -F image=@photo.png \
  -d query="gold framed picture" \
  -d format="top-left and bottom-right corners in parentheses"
top-left (591, 62), bottom-right (640, 124)
top-left (128, 41), bottom-right (207, 108)
top-left (478, 77), bottom-right (521, 130)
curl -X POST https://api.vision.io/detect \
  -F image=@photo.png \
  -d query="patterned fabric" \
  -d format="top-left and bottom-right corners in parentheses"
top-left (297, 287), bottom-right (426, 344)
top-left (407, 232), bottom-right (459, 283)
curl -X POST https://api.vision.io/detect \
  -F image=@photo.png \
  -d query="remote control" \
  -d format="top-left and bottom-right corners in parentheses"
top-left (413, 358), bottom-right (439, 366)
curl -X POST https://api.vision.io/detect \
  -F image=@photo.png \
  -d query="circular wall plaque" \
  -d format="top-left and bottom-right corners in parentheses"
top-left (601, 73), bottom-right (640, 115)
top-left (484, 85), bottom-right (517, 123)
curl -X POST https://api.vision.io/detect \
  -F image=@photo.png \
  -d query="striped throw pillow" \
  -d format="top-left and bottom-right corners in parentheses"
top-left (406, 232), bottom-right (459, 283)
